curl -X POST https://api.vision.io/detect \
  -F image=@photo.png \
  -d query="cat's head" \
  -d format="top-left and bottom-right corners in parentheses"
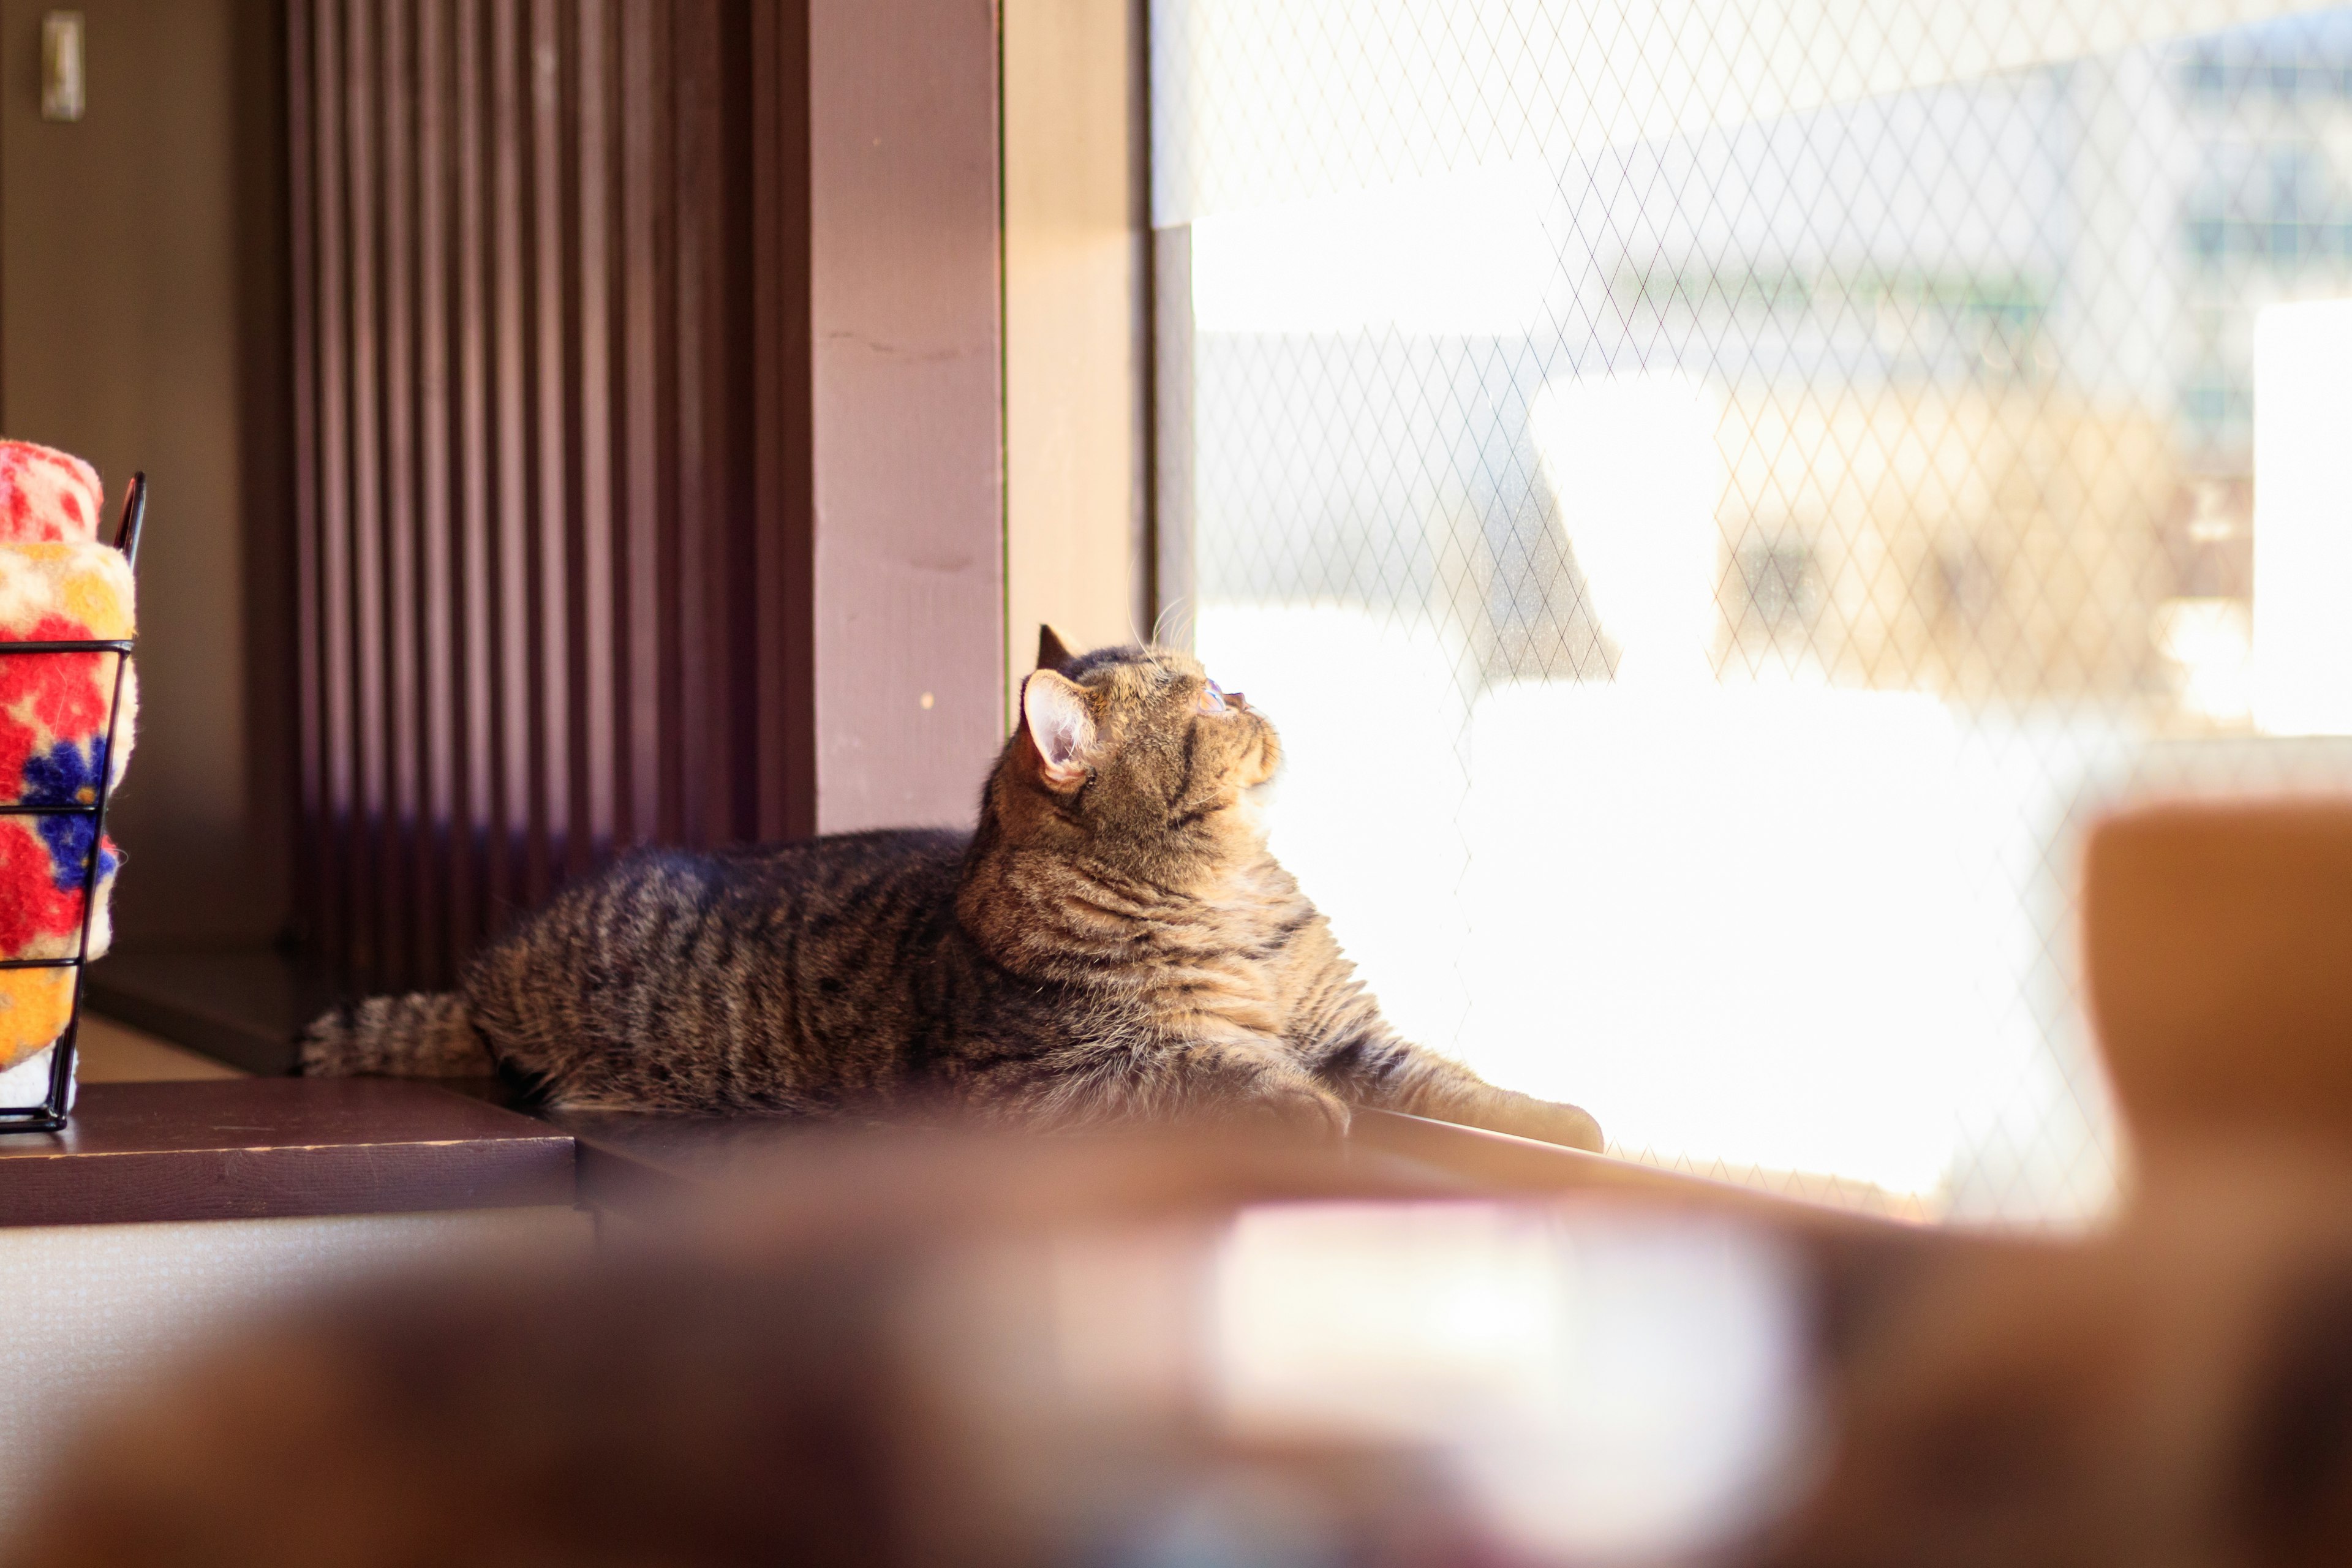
top-left (983, 625), bottom-right (1281, 875)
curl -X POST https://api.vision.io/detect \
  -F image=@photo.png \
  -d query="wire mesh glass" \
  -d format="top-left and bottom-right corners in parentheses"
top-left (1153, 1), bottom-right (2352, 1225)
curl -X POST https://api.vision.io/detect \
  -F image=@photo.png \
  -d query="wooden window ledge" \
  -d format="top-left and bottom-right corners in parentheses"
top-left (0, 1079), bottom-right (1929, 1254)
top-left (0, 1079), bottom-right (575, 1228)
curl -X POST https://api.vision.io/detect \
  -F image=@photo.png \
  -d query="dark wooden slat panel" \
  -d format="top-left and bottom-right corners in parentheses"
top-left (489, 0), bottom-right (532, 916)
top-left (453, 0), bottom-right (494, 964)
top-left (418, 0), bottom-right (461, 987)
top-left (347, 0), bottom-right (392, 982)
top-left (296, 0), bottom-right (936, 992)
top-left (672, 0), bottom-right (725, 851)
top-left (529, 0), bottom-right (571, 893)
top-left (620, 0), bottom-right (666, 848)
top-left (745, 0), bottom-right (779, 843)
top-left (645, 0), bottom-right (683, 850)
top-left (577, 0), bottom-right (619, 860)
top-left (383, 0), bottom-right (428, 988)
top-left (290, 0), bottom-right (328, 955)
top-left (300, 0), bottom-right (764, 983)
top-left (316, 0), bottom-right (357, 970)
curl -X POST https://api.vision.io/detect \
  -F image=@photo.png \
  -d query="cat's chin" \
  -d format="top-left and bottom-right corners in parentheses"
top-left (1238, 777), bottom-right (1280, 834)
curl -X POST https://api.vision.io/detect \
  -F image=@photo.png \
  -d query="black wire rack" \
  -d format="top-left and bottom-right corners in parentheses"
top-left (0, 473), bottom-right (145, 1133)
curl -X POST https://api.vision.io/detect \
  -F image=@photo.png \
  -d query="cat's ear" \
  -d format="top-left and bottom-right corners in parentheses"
top-left (1036, 624), bottom-right (1076, 671)
top-left (1020, 670), bottom-right (1095, 791)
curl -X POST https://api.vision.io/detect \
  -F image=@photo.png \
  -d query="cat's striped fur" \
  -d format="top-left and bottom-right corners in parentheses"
top-left (303, 634), bottom-right (1602, 1148)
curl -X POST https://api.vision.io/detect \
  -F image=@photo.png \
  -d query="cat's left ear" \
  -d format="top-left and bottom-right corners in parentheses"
top-left (1036, 624), bottom-right (1076, 671)
top-left (1021, 671), bottom-right (1095, 792)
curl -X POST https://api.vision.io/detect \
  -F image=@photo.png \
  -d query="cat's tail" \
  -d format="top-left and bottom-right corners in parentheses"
top-left (299, 992), bottom-right (494, 1077)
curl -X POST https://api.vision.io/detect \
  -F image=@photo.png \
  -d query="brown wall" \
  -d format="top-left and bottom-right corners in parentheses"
top-left (0, 0), bottom-right (295, 951)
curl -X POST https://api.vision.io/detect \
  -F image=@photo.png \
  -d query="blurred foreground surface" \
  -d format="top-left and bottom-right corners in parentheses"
top-left (7, 1129), bottom-right (2350, 1568)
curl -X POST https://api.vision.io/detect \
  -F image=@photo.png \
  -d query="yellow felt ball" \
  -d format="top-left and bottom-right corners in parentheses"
top-left (0, 541), bottom-right (134, 641)
top-left (0, 968), bottom-right (74, 1071)
top-left (61, 564), bottom-right (131, 639)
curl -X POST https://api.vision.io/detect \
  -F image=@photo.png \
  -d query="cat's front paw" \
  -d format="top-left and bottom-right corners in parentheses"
top-left (1248, 1080), bottom-right (1352, 1143)
top-left (1504, 1097), bottom-right (1604, 1153)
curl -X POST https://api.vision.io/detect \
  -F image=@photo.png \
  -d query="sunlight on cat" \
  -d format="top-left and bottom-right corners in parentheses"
top-left (1199, 602), bottom-right (2078, 1205)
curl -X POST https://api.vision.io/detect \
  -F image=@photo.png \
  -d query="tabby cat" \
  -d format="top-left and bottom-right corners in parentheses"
top-left (302, 630), bottom-right (1603, 1149)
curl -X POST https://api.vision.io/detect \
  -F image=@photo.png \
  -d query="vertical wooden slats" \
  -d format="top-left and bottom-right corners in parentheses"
top-left (488, 0), bottom-right (529, 924)
top-left (292, 0), bottom-right (777, 993)
top-left (576, 0), bottom-right (617, 864)
top-left (454, 0), bottom-right (493, 967)
top-left (417, 0), bottom-right (458, 988)
top-left (527, 0), bottom-right (568, 892)
top-left (315, 0), bottom-right (356, 970)
top-left (290, 0), bottom-right (327, 956)
top-left (671, 0), bottom-right (725, 851)
top-left (619, 0), bottom-right (666, 848)
top-left (382, 0), bottom-right (424, 987)
top-left (347, 0), bottom-right (390, 979)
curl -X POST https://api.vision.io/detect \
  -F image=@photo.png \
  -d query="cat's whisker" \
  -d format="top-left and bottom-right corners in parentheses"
top-left (1123, 606), bottom-right (1166, 676)
top-left (1150, 595), bottom-right (1192, 651)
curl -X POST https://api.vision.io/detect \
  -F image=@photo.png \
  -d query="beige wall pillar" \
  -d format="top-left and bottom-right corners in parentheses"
top-left (1003, 0), bottom-right (1152, 700)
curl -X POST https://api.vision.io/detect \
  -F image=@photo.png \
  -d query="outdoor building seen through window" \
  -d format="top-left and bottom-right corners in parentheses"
top-left (1153, 1), bottom-right (2352, 1223)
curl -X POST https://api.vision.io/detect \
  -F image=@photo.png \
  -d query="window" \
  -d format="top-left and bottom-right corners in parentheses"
top-left (1152, 1), bottom-right (2352, 1223)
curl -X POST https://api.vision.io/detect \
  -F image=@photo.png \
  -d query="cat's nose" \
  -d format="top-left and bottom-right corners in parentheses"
top-left (1226, 691), bottom-right (1249, 710)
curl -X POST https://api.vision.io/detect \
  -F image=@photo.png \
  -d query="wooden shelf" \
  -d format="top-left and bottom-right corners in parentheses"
top-left (0, 1079), bottom-right (575, 1228)
top-left (0, 1074), bottom-right (1940, 1285)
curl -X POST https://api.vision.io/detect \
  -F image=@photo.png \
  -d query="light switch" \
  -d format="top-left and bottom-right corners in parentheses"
top-left (42, 12), bottom-right (84, 123)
